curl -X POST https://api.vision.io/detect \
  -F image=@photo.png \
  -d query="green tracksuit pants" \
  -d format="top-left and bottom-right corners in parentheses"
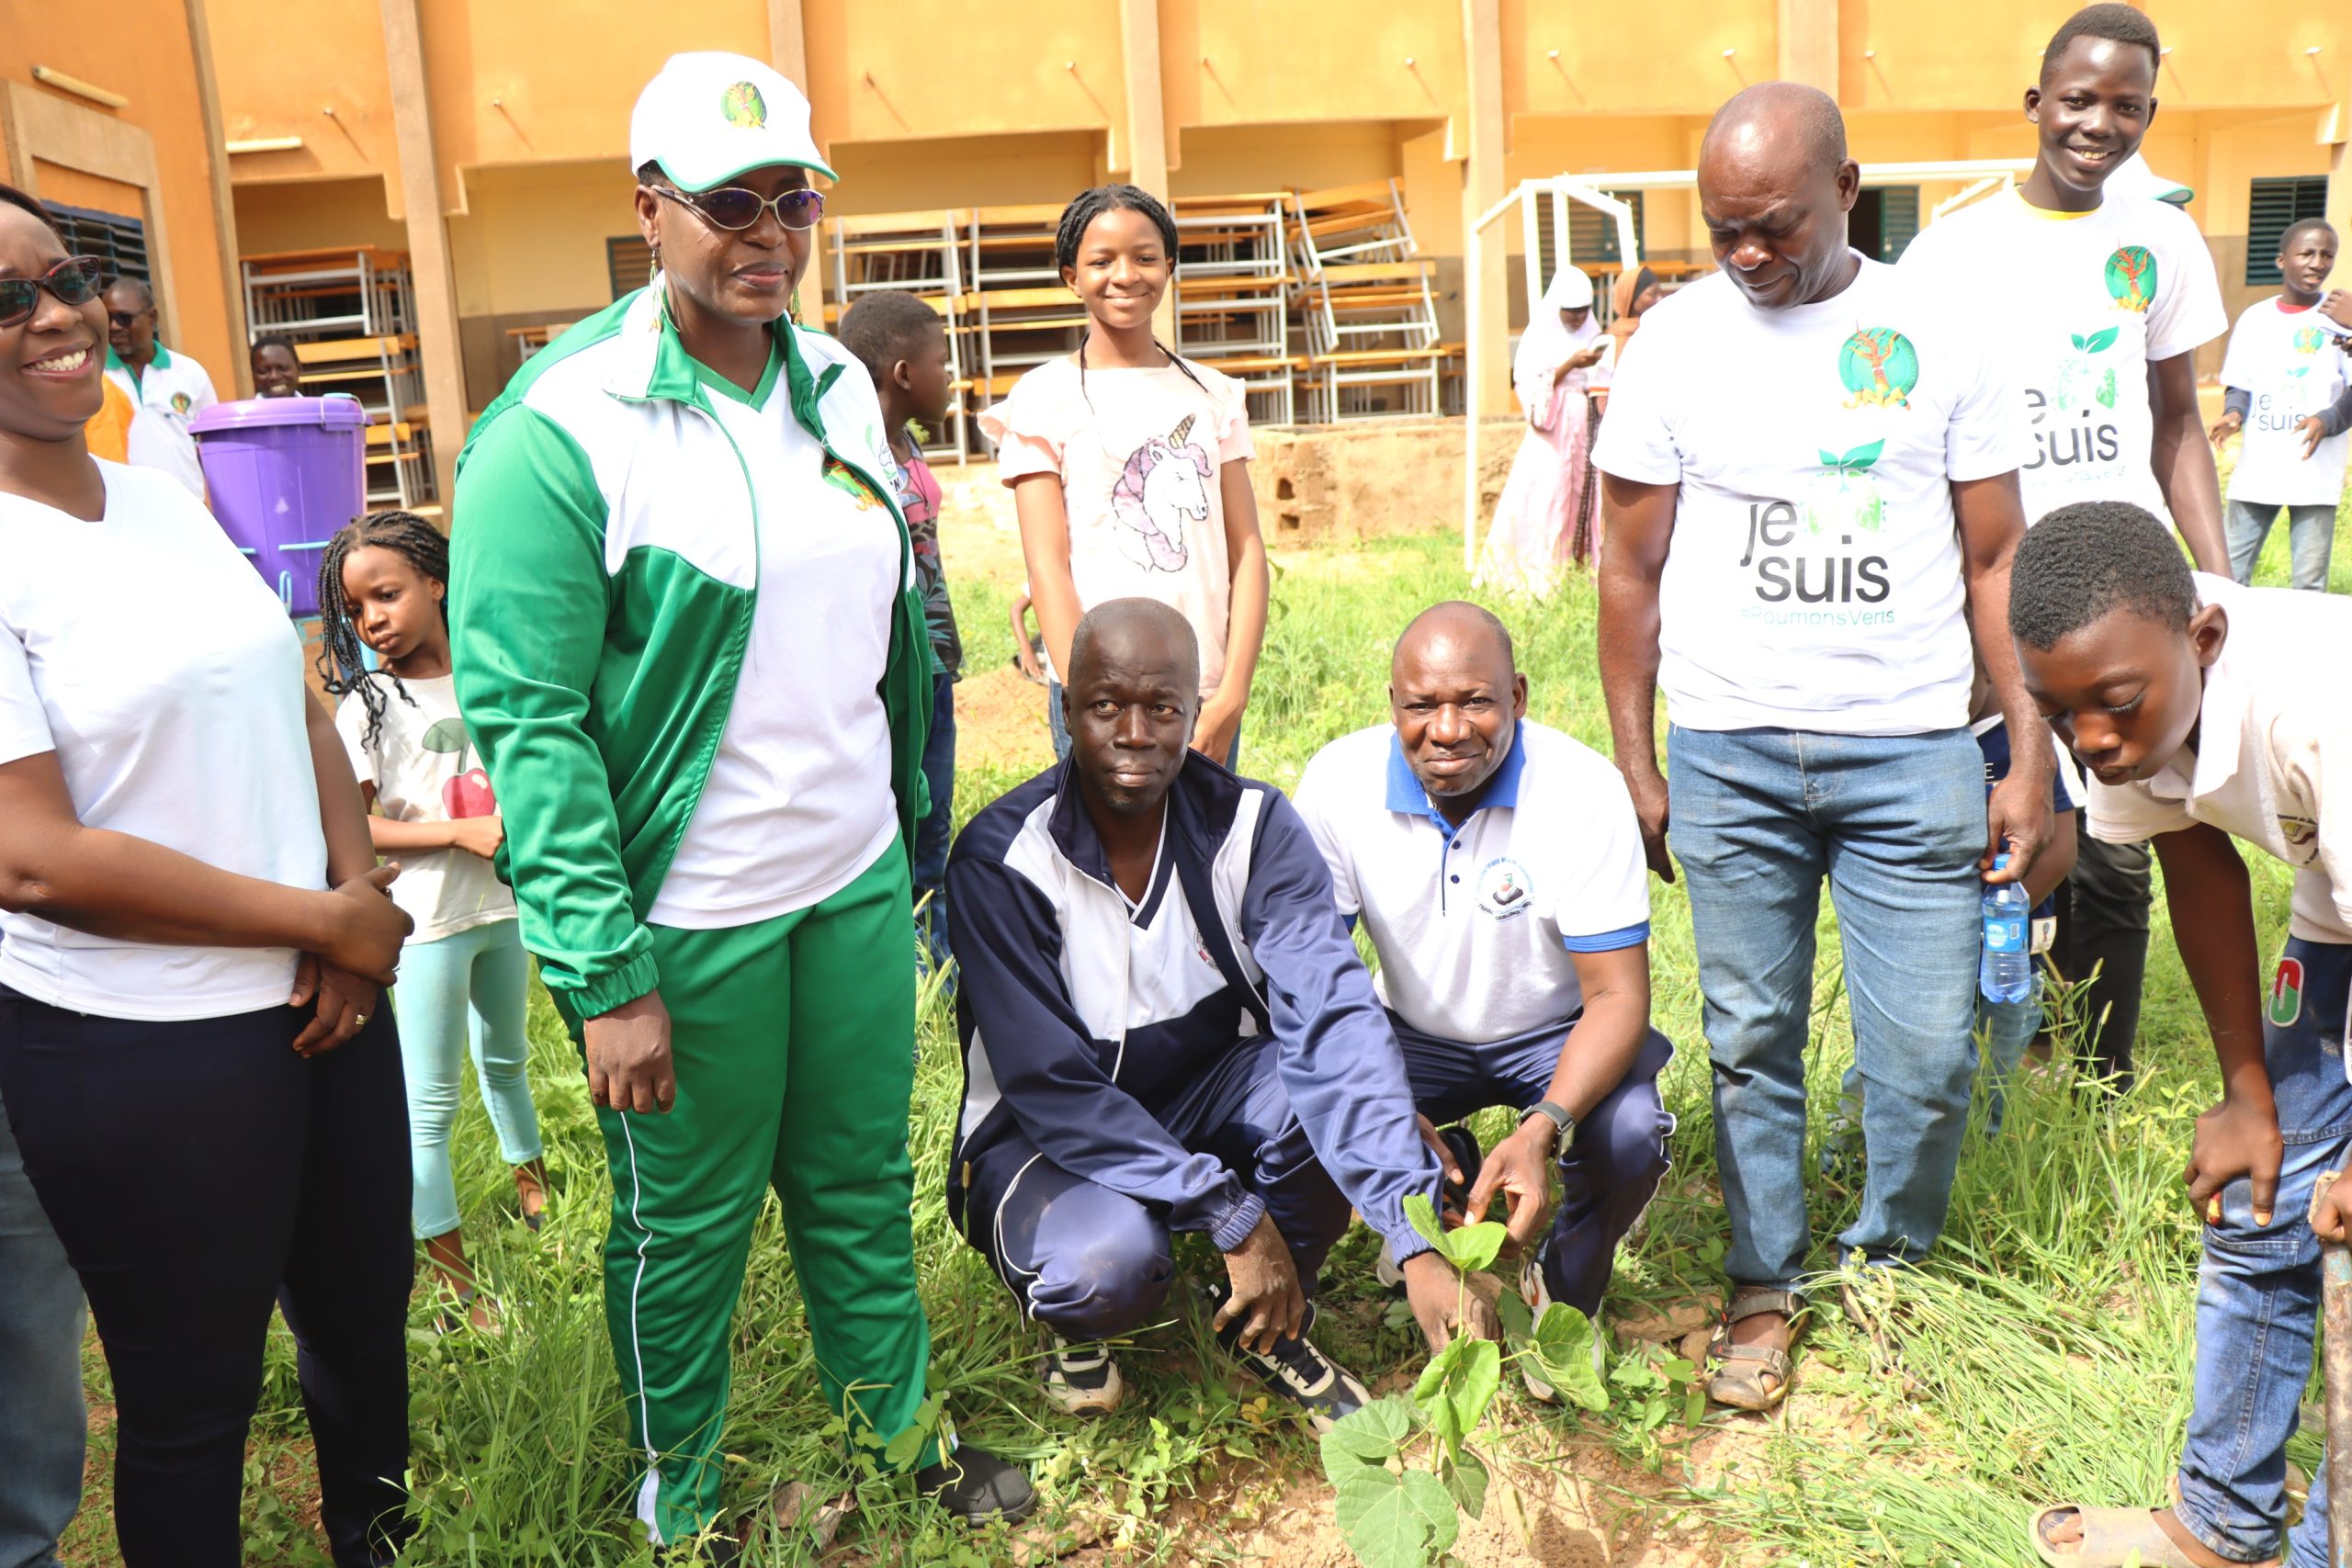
top-left (564, 846), bottom-right (937, 1545)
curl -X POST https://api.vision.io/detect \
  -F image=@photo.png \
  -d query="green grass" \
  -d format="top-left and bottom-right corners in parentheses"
top-left (62, 495), bottom-right (2352, 1567)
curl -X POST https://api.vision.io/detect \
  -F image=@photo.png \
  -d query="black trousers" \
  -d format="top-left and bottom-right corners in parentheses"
top-left (2050, 824), bottom-right (2153, 1088)
top-left (0, 987), bottom-right (414, 1567)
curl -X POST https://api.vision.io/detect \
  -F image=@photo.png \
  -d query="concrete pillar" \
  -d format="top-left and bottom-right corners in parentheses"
top-left (2326, 96), bottom-right (2352, 292)
top-left (379, 0), bottom-right (468, 514)
top-left (1119, 0), bottom-right (1177, 344)
top-left (1778, 0), bottom-right (1838, 95)
top-left (766, 0), bottom-right (823, 326)
top-left (183, 0), bottom-right (249, 397)
top-left (1462, 0), bottom-right (1508, 410)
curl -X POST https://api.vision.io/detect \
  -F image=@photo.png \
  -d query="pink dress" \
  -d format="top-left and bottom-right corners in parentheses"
top-left (1476, 349), bottom-right (1594, 597)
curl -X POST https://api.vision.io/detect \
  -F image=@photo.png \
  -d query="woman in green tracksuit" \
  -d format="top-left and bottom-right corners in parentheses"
top-left (447, 52), bottom-right (1032, 1553)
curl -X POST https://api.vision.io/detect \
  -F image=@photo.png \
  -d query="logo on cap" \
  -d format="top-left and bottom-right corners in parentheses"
top-left (720, 82), bottom-right (767, 130)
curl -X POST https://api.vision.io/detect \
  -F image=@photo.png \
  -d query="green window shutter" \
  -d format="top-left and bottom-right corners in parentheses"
top-left (1566, 191), bottom-right (1644, 265)
top-left (42, 202), bottom-right (149, 287)
top-left (607, 235), bottom-right (652, 301)
top-left (2246, 176), bottom-right (2328, 287)
top-left (1878, 186), bottom-right (1920, 262)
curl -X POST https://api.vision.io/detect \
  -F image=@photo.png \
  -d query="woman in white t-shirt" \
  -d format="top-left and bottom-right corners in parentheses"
top-left (0, 184), bottom-right (414, 1566)
top-left (319, 512), bottom-right (547, 1333)
top-left (979, 185), bottom-right (1270, 768)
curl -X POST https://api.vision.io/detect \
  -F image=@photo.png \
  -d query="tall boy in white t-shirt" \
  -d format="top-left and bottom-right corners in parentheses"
top-left (2010, 501), bottom-right (2352, 1568)
top-left (2211, 218), bottom-right (2352, 592)
top-left (1899, 2), bottom-right (2231, 1094)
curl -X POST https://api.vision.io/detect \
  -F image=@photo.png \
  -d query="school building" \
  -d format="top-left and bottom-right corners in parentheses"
top-left (4, 1), bottom-right (2349, 506)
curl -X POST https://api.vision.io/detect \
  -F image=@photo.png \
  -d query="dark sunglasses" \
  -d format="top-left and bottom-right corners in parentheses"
top-left (0, 256), bottom-right (103, 331)
top-left (650, 183), bottom-right (825, 233)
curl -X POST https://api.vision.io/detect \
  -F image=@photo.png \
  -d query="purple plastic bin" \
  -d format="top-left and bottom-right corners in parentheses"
top-left (190, 394), bottom-right (370, 618)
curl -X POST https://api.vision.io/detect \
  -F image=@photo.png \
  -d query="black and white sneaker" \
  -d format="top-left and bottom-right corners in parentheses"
top-left (1041, 1336), bottom-right (1126, 1416)
top-left (1210, 1293), bottom-right (1373, 1434)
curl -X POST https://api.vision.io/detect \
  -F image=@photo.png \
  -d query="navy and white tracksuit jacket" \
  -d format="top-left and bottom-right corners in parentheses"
top-left (945, 753), bottom-right (1443, 1286)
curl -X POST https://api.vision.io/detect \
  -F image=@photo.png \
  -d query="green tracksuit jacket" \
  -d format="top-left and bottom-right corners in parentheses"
top-left (447, 287), bottom-right (931, 1017)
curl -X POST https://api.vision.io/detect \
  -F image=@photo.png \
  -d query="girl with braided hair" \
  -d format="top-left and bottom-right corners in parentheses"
top-left (980, 183), bottom-right (1268, 767)
top-left (317, 512), bottom-right (546, 1332)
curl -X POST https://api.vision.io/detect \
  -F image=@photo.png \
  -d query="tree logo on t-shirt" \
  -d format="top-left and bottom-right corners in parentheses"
top-left (2104, 246), bottom-right (2157, 313)
top-left (1110, 413), bottom-right (1213, 574)
top-left (1838, 329), bottom-right (1918, 410)
top-left (170, 390), bottom-right (192, 415)
top-left (1804, 441), bottom-right (1884, 536)
top-left (2292, 325), bottom-right (2328, 355)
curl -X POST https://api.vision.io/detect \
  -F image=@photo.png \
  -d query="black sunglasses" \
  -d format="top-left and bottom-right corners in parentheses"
top-left (650, 183), bottom-right (825, 233)
top-left (0, 256), bottom-right (103, 331)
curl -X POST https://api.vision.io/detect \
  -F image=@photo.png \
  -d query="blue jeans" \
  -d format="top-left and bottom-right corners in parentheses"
top-left (2176, 936), bottom-right (2352, 1568)
top-left (1835, 976), bottom-right (2044, 1150)
top-left (1667, 724), bottom-right (1984, 1292)
top-left (1393, 1015), bottom-right (1675, 1315)
top-left (2226, 498), bottom-right (2336, 592)
top-left (391, 917), bottom-right (540, 1240)
top-left (0, 1085), bottom-right (81, 1568)
top-left (1049, 681), bottom-right (1241, 771)
top-left (914, 671), bottom-right (956, 969)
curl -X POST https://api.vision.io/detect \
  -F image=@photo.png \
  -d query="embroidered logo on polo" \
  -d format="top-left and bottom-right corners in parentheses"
top-left (1838, 329), bottom-right (1918, 411)
top-left (1476, 857), bottom-right (1533, 919)
top-left (821, 455), bottom-right (884, 510)
top-left (720, 82), bottom-right (768, 130)
top-left (2105, 246), bottom-right (2158, 313)
top-left (2270, 956), bottom-right (2304, 1028)
top-left (170, 390), bottom-right (192, 415)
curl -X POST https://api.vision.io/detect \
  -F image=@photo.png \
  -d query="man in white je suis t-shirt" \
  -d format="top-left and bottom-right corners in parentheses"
top-left (1591, 84), bottom-right (2052, 1416)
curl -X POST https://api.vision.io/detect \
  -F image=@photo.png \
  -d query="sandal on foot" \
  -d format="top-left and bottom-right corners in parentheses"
top-left (2028, 1506), bottom-right (2278, 1568)
top-left (1705, 1287), bottom-right (1804, 1411)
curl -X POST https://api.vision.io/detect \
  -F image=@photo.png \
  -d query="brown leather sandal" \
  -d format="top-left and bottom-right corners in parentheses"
top-left (1705, 1286), bottom-right (1804, 1411)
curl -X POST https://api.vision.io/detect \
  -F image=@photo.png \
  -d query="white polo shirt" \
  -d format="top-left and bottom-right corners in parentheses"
top-left (2087, 573), bottom-right (2352, 944)
top-left (105, 344), bottom-right (218, 500)
top-left (1294, 720), bottom-right (1652, 1044)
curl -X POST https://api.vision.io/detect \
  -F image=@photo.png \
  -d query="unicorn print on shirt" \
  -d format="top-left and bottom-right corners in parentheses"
top-left (1110, 413), bottom-right (1213, 572)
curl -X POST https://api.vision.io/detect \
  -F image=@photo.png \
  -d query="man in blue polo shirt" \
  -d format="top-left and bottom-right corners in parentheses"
top-left (1294, 602), bottom-right (1673, 1400)
top-left (946, 598), bottom-right (1493, 1431)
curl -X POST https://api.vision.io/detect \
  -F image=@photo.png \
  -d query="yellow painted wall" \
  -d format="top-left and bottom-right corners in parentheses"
top-left (807, 0), bottom-right (1124, 149)
top-left (419, 0), bottom-right (769, 199)
top-left (209, 0), bottom-right (399, 198)
top-left (447, 163), bottom-right (631, 317)
top-left (0, 4), bottom-right (239, 384)
top-left (232, 176), bottom-right (406, 254)
top-left (1162, 0), bottom-right (1464, 130)
top-left (1505, 0), bottom-right (1776, 118)
top-left (828, 131), bottom-right (1104, 216)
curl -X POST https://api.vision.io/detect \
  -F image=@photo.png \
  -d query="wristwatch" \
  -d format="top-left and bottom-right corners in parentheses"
top-left (1520, 1100), bottom-right (1576, 1145)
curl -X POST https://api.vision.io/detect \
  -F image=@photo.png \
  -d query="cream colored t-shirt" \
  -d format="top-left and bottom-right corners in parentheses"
top-left (981, 355), bottom-right (1253, 699)
top-left (335, 672), bottom-right (516, 943)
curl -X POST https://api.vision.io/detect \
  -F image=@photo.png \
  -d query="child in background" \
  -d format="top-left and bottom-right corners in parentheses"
top-left (2013, 502), bottom-right (2352, 1568)
top-left (980, 184), bottom-right (1269, 768)
top-left (839, 290), bottom-right (963, 969)
top-left (2210, 218), bottom-right (2352, 592)
top-left (318, 512), bottom-right (547, 1331)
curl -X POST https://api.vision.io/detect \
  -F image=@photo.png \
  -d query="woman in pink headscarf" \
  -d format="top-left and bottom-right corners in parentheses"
top-left (1476, 265), bottom-right (1603, 594)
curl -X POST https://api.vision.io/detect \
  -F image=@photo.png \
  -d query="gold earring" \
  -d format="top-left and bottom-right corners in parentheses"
top-left (648, 246), bottom-right (662, 287)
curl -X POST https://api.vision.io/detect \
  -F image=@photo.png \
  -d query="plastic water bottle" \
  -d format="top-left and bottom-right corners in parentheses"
top-left (1981, 852), bottom-right (2032, 1004)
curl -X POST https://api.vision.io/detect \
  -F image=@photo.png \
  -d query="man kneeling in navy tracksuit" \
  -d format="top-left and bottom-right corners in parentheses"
top-left (946, 598), bottom-right (1496, 1427)
top-left (1295, 603), bottom-right (1674, 1403)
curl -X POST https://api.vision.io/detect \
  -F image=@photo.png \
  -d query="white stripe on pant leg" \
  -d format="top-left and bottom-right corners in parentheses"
top-left (993, 1152), bottom-right (1048, 1318)
top-left (618, 1112), bottom-right (663, 1543)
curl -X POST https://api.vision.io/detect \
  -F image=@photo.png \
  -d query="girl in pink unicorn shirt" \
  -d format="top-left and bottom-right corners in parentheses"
top-left (980, 185), bottom-right (1268, 767)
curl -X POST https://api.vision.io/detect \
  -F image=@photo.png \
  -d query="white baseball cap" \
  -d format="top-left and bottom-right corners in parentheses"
top-left (629, 52), bottom-right (836, 191)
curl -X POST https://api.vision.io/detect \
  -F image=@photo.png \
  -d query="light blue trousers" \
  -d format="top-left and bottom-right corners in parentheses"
top-left (391, 918), bottom-right (542, 1240)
